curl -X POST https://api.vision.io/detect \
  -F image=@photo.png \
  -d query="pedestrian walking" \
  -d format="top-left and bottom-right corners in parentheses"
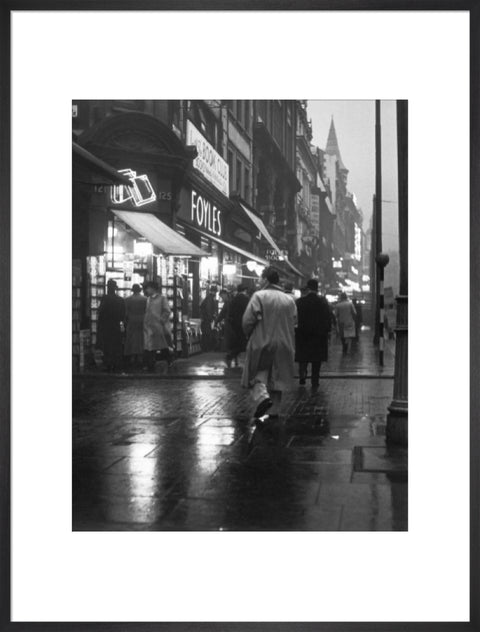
top-left (352, 298), bottom-right (363, 341)
top-left (200, 285), bottom-right (218, 351)
top-left (335, 292), bottom-right (357, 353)
top-left (215, 288), bottom-right (230, 352)
top-left (224, 284), bottom-right (249, 367)
top-left (143, 280), bottom-right (173, 372)
top-left (97, 279), bottom-right (126, 372)
top-left (241, 267), bottom-right (297, 420)
top-left (295, 278), bottom-right (331, 387)
top-left (123, 283), bottom-right (147, 369)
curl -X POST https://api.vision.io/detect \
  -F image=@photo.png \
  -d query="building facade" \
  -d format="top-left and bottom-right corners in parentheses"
top-left (321, 117), bottom-right (364, 298)
top-left (251, 100), bottom-right (300, 270)
top-left (72, 100), bottom-right (303, 369)
top-left (294, 101), bottom-right (318, 278)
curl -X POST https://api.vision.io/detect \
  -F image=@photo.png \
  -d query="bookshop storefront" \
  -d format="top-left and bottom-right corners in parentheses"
top-left (72, 113), bottom-right (208, 369)
top-left (177, 180), bottom-right (269, 318)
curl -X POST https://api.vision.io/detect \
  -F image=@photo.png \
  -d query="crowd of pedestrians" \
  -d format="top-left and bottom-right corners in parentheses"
top-left (96, 271), bottom-right (362, 424)
top-left (197, 268), bottom-right (361, 423)
top-left (237, 269), bottom-right (359, 422)
top-left (96, 279), bottom-right (174, 372)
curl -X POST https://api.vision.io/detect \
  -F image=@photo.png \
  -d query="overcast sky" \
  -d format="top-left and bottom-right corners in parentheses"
top-left (307, 100), bottom-right (399, 253)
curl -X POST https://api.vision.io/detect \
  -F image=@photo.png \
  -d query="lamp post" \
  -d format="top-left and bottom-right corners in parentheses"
top-left (375, 253), bottom-right (389, 366)
top-left (386, 100), bottom-right (408, 446)
top-left (373, 101), bottom-right (382, 344)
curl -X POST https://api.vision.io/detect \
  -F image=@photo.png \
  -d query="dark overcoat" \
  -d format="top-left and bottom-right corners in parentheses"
top-left (226, 293), bottom-right (249, 353)
top-left (124, 293), bottom-right (147, 356)
top-left (295, 293), bottom-right (331, 362)
top-left (97, 294), bottom-right (126, 358)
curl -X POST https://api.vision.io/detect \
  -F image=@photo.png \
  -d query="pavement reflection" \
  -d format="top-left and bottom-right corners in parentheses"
top-left (73, 375), bottom-right (407, 531)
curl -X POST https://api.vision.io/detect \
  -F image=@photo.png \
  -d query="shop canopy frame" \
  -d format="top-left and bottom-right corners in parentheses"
top-left (73, 142), bottom-right (132, 186)
top-left (111, 210), bottom-right (207, 258)
top-left (183, 225), bottom-right (269, 267)
top-left (239, 202), bottom-right (304, 278)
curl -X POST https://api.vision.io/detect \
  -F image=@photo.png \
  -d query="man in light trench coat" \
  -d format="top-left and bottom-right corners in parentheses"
top-left (241, 267), bottom-right (297, 419)
top-left (143, 280), bottom-right (173, 372)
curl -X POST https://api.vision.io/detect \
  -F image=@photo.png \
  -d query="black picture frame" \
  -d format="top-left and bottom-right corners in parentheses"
top-left (1, 1), bottom-right (478, 630)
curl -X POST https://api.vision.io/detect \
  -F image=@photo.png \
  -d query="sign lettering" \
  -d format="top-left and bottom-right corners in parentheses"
top-left (186, 121), bottom-right (229, 196)
top-left (191, 190), bottom-right (222, 237)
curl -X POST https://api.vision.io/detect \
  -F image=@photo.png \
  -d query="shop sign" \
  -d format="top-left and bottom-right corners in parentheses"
top-left (311, 193), bottom-right (320, 233)
top-left (186, 121), bottom-right (229, 196)
top-left (191, 190), bottom-right (223, 237)
top-left (265, 248), bottom-right (288, 261)
top-left (111, 169), bottom-right (157, 207)
top-left (354, 223), bottom-right (362, 261)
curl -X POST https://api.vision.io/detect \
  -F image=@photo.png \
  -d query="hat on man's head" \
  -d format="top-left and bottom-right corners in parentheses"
top-left (306, 279), bottom-right (319, 292)
top-left (261, 266), bottom-right (280, 285)
top-left (237, 284), bottom-right (247, 292)
top-left (209, 285), bottom-right (218, 293)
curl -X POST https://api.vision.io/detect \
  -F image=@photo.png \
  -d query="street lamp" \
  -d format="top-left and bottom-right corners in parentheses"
top-left (375, 252), bottom-right (389, 366)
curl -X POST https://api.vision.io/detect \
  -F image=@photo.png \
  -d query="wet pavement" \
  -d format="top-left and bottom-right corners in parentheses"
top-left (73, 345), bottom-right (407, 531)
top-left (78, 328), bottom-right (395, 379)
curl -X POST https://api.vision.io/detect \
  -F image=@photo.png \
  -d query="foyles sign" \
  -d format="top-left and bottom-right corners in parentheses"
top-left (191, 190), bottom-right (222, 237)
top-left (186, 120), bottom-right (229, 197)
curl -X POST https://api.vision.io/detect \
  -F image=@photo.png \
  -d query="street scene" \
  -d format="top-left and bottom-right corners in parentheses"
top-left (72, 100), bottom-right (408, 531)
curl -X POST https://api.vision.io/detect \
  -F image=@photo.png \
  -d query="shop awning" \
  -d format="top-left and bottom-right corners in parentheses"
top-left (112, 210), bottom-right (207, 257)
top-left (73, 142), bottom-right (132, 186)
top-left (184, 225), bottom-right (269, 266)
top-left (239, 203), bottom-right (281, 254)
top-left (281, 259), bottom-right (304, 278)
top-left (239, 202), bottom-right (304, 278)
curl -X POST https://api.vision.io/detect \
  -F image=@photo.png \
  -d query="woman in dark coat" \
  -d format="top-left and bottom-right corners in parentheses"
top-left (97, 279), bottom-right (126, 371)
top-left (295, 278), bottom-right (332, 387)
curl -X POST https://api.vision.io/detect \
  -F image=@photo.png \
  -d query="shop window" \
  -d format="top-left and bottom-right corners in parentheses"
top-left (237, 101), bottom-right (244, 127)
top-left (244, 165), bottom-right (250, 202)
top-left (236, 159), bottom-right (242, 194)
top-left (228, 150), bottom-right (234, 194)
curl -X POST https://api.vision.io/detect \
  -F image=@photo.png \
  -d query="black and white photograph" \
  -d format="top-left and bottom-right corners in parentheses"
top-left (3, 5), bottom-right (475, 628)
top-left (72, 99), bottom-right (408, 532)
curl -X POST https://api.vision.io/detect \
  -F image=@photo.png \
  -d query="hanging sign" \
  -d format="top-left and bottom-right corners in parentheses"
top-left (111, 169), bottom-right (157, 207)
top-left (186, 121), bottom-right (229, 196)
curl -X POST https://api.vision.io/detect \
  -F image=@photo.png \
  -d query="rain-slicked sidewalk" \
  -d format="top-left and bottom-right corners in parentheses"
top-left (73, 333), bottom-right (407, 532)
top-left (76, 328), bottom-right (395, 379)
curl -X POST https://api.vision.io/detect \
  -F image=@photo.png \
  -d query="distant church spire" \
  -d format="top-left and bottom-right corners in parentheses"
top-left (326, 117), bottom-right (348, 172)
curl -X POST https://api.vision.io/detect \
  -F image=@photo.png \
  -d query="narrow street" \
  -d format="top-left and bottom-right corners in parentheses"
top-left (73, 332), bottom-right (407, 531)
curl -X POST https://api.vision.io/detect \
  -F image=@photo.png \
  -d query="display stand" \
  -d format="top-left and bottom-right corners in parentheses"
top-left (72, 260), bottom-right (82, 372)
